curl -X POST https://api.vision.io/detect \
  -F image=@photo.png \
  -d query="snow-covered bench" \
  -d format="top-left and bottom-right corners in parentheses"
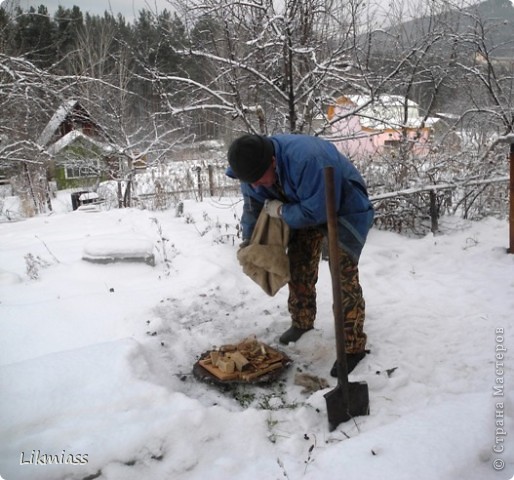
top-left (82, 235), bottom-right (155, 266)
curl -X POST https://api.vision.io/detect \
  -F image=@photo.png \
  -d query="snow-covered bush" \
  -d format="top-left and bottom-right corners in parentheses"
top-left (355, 144), bottom-right (509, 236)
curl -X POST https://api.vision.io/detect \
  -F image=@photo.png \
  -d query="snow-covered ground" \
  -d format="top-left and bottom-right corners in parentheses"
top-left (0, 192), bottom-right (513, 480)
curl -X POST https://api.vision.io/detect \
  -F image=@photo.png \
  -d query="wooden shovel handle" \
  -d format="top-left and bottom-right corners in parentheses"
top-left (324, 167), bottom-right (350, 389)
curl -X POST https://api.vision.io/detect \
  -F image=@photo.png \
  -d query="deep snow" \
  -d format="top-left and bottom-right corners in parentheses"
top-left (0, 193), bottom-right (513, 480)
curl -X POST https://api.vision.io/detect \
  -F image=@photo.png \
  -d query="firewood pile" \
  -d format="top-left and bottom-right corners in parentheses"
top-left (197, 336), bottom-right (289, 382)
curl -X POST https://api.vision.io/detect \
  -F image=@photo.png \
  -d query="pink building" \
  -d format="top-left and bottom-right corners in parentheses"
top-left (327, 95), bottom-right (439, 159)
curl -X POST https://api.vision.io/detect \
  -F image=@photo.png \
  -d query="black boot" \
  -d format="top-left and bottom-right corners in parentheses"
top-left (279, 326), bottom-right (313, 345)
top-left (330, 351), bottom-right (367, 377)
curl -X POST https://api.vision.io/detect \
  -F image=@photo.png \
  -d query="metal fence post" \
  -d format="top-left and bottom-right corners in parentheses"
top-left (509, 142), bottom-right (514, 254)
top-left (195, 166), bottom-right (203, 202)
top-left (208, 165), bottom-right (215, 197)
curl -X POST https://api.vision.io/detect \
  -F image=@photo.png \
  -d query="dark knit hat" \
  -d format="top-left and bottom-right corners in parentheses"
top-left (227, 134), bottom-right (274, 183)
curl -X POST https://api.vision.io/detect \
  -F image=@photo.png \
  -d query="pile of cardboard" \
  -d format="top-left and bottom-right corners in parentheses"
top-left (198, 336), bottom-right (288, 382)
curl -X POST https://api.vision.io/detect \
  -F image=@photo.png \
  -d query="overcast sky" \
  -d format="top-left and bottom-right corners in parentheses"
top-left (4, 0), bottom-right (511, 24)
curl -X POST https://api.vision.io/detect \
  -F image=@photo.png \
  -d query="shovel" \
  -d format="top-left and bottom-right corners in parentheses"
top-left (323, 166), bottom-right (370, 431)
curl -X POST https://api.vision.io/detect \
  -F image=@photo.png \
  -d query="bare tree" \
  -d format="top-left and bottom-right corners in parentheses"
top-left (148, 0), bottom-right (382, 136)
top-left (55, 15), bottom-right (189, 208)
top-left (0, 53), bottom-right (61, 214)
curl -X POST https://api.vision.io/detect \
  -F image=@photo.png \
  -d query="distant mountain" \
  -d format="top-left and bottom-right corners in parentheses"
top-left (370, 0), bottom-right (514, 57)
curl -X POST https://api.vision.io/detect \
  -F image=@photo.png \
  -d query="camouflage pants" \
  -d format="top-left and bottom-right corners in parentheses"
top-left (287, 227), bottom-right (367, 353)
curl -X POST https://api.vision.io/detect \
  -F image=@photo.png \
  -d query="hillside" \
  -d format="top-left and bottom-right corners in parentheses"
top-left (370, 0), bottom-right (514, 57)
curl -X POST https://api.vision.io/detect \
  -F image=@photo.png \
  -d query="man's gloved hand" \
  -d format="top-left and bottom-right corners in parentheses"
top-left (264, 199), bottom-right (283, 218)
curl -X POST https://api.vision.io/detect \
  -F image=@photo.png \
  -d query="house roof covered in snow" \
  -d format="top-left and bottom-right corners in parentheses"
top-left (47, 130), bottom-right (115, 156)
top-left (37, 100), bottom-right (81, 147)
top-left (329, 94), bottom-right (440, 131)
top-left (37, 99), bottom-right (112, 149)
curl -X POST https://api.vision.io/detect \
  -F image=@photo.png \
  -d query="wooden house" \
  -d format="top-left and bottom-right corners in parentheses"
top-left (37, 100), bottom-right (120, 190)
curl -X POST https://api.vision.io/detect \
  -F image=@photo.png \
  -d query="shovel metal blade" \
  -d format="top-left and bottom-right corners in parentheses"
top-left (324, 381), bottom-right (370, 431)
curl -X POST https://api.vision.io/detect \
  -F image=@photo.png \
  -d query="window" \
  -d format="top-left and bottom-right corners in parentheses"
top-left (383, 139), bottom-right (401, 150)
top-left (65, 160), bottom-right (100, 179)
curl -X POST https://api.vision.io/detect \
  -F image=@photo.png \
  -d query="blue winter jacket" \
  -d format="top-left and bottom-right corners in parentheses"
top-left (227, 134), bottom-right (374, 262)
